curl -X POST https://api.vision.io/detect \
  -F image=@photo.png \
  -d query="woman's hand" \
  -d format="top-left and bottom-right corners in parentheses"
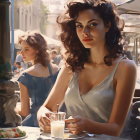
top-left (65, 116), bottom-right (87, 135)
top-left (37, 106), bottom-right (51, 133)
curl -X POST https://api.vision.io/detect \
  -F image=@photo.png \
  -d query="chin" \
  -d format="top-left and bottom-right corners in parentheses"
top-left (83, 44), bottom-right (95, 49)
top-left (23, 59), bottom-right (26, 61)
top-left (23, 59), bottom-right (28, 63)
top-left (82, 42), bottom-right (95, 49)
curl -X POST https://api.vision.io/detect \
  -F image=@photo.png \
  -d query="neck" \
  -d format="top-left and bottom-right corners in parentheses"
top-left (90, 54), bottom-right (106, 65)
top-left (31, 60), bottom-right (35, 65)
top-left (34, 63), bottom-right (41, 66)
top-left (92, 61), bottom-right (105, 65)
top-left (32, 60), bottom-right (39, 65)
top-left (33, 63), bottom-right (42, 69)
top-left (90, 46), bottom-right (108, 65)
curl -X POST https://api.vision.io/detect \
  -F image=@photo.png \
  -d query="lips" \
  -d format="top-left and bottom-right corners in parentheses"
top-left (82, 38), bottom-right (93, 42)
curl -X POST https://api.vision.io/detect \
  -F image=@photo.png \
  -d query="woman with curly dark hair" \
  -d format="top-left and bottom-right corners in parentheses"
top-left (37, 0), bottom-right (137, 137)
top-left (16, 31), bottom-right (58, 127)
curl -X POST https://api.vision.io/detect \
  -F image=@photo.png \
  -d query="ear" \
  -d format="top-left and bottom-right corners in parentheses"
top-left (105, 22), bottom-right (111, 32)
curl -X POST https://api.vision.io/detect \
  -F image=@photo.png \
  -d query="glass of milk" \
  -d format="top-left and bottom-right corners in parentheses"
top-left (50, 112), bottom-right (66, 139)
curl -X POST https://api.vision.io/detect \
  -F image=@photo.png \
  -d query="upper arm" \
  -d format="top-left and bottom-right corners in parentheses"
top-left (43, 65), bottom-right (72, 111)
top-left (18, 82), bottom-right (30, 116)
top-left (109, 60), bottom-right (137, 131)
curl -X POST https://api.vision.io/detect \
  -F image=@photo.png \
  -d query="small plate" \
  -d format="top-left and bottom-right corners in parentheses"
top-left (40, 131), bottom-right (86, 140)
top-left (0, 135), bottom-right (27, 140)
top-left (0, 127), bottom-right (27, 140)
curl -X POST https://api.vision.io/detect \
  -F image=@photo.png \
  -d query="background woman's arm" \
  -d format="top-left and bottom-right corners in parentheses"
top-left (16, 83), bottom-right (30, 117)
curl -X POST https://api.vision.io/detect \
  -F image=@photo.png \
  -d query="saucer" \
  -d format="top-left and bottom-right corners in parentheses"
top-left (40, 132), bottom-right (86, 140)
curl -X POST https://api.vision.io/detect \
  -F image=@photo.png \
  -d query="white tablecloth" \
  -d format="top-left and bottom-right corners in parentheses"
top-left (18, 126), bottom-right (129, 140)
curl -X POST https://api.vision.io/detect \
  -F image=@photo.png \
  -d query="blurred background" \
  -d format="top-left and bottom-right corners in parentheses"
top-left (9, 0), bottom-right (140, 66)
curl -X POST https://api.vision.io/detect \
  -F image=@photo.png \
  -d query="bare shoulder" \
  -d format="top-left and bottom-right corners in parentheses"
top-left (117, 58), bottom-right (137, 77)
top-left (119, 59), bottom-right (137, 71)
top-left (18, 66), bottom-right (34, 76)
top-left (22, 66), bottom-right (34, 74)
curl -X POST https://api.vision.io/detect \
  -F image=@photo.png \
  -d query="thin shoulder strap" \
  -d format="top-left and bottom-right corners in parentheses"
top-left (111, 57), bottom-right (125, 76)
top-left (48, 63), bottom-right (53, 76)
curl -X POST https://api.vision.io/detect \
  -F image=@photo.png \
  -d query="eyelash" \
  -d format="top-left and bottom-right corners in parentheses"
top-left (89, 23), bottom-right (98, 27)
top-left (75, 25), bottom-right (83, 28)
top-left (21, 49), bottom-right (29, 52)
top-left (75, 23), bottom-right (98, 29)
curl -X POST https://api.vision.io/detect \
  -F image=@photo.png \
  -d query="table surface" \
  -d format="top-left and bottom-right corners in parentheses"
top-left (17, 126), bottom-right (130, 140)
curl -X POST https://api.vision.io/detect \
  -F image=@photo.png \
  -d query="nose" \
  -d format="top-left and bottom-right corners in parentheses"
top-left (20, 50), bottom-right (24, 55)
top-left (82, 26), bottom-right (90, 37)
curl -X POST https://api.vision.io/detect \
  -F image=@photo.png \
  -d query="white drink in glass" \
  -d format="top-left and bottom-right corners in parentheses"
top-left (51, 120), bottom-right (65, 138)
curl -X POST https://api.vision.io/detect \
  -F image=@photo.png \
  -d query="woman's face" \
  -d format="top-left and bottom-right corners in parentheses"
top-left (20, 41), bottom-right (38, 63)
top-left (75, 9), bottom-right (109, 49)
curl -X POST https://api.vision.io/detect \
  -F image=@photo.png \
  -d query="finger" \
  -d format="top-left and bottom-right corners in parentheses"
top-left (39, 120), bottom-right (50, 129)
top-left (65, 116), bottom-right (81, 123)
top-left (45, 112), bottom-right (52, 119)
top-left (66, 123), bottom-right (82, 135)
top-left (65, 118), bottom-right (79, 124)
top-left (66, 122), bottom-right (78, 128)
top-left (40, 117), bottom-right (50, 126)
top-left (66, 124), bottom-right (79, 135)
top-left (39, 122), bottom-right (45, 131)
top-left (43, 125), bottom-right (51, 133)
top-left (40, 118), bottom-right (47, 126)
top-left (72, 130), bottom-right (80, 135)
top-left (65, 118), bottom-right (75, 123)
top-left (39, 122), bottom-right (50, 133)
top-left (68, 129), bottom-right (80, 135)
top-left (69, 128), bottom-right (81, 135)
top-left (67, 126), bottom-right (77, 132)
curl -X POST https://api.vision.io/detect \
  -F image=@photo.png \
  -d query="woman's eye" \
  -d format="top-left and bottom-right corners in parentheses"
top-left (89, 23), bottom-right (98, 27)
top-left (75, 24), bottom-right (83, 28)
top-left (24, 49), bottom-right (29, 51)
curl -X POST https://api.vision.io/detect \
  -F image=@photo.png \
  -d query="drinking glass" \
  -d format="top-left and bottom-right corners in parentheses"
top-left (50, 112), bottom-right (66, 139)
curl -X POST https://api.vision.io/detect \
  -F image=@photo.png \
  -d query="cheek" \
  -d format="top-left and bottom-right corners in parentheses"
top-left (31, 52), bottom-right (37, 59)
top-left (93, 28), bottom-right (106, 39)
top-left (76, 30), bottom-right (82, 39)
top-left (27, 51), bottom-right (37, 59)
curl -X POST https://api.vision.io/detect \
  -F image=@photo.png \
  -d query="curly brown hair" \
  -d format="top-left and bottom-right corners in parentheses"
top-left (57, 0), bottom-right (124, 72)
top-left (18, 31), bottom-right (50, 67)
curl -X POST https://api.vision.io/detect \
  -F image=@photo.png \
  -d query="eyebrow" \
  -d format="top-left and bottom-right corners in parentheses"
top-left (75, 19), bottom-right (98, 24)
top-left (23, 46), bottom-right (30, 49)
